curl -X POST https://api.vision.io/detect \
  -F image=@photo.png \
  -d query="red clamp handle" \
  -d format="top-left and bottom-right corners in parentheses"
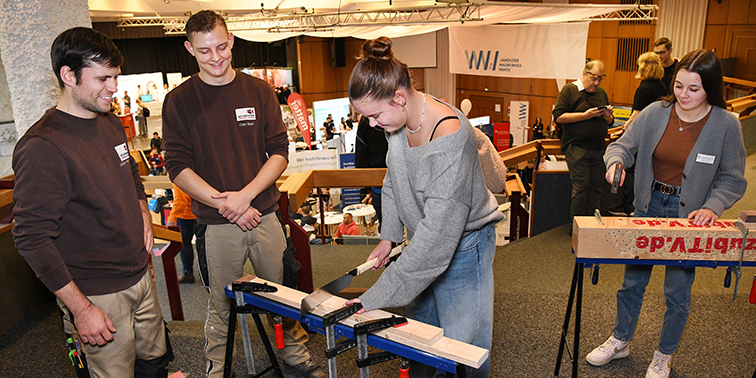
top-left (273, 316), bottom-right (285, 349)
top-left (749, 275), bottom-right (756, 304)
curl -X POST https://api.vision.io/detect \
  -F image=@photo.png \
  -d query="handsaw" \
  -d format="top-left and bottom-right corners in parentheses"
top-left (299, 244), bottom-right (403, 317)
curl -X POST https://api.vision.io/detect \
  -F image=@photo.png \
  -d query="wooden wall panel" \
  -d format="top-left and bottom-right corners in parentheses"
top-left (751, 0), bottom-right (756, 24)
top-left (728, 0), bottom-right (752, 24)
top-left (704, 24), bottom-right (728, 53)
top-left (726, 26), bottom-right (756, 80)
top-left (708, 0), bottom-right (731, 24)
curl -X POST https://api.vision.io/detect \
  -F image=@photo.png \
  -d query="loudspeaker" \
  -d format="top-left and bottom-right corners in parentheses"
top-left (330, 38), bottom-right (346, 67)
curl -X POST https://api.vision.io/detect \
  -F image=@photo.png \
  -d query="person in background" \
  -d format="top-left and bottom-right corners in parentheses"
top-left (135, 97), bottom-right (148, 137)
top-left (167, 184), bottom-right (198, 284)
top-left (608, 51), bottom-right (667, 216)
top-left (323, 114), bottom-right (336, 140)
top-left (340, 116), bottom-right (349, 131)
top-left (531, 116), bottom-right (544, 141)
top-left (333, 212), bottom-right (359, 238)
top-left (12, 26), bottom-right (171, 377)
top-left (149, 147), bottom-right (165, 175)
top-left (162, 10), bottom-right (325, 378)
top-left (122, 90), bottom-right (131, 112)
top-left (553, 60), bottom-right (614, 226)
top-left (355, 114), bottom-right (388, 230)
top-left (625, 52), bottom-right (668, 127)
top-left (110, 96), bottom-right (121, 115)
top-left (654, 37), bottom-right (679, 92)
top-left (518, 159), bottom-right (535, 194)
top-left (150, 132), bottom-right (162, 152)
top-left (587, 50), bottom-right (746, 378)
top-left (345, 36), bottom-right (503, 378)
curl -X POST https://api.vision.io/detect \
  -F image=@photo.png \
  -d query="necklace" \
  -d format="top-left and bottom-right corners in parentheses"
top-left (677, 111), bottom-right (706, 132)
top-left (406, 93), bottom-right (426, 134)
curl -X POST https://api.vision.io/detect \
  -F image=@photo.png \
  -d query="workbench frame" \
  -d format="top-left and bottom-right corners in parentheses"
top-left (224, 286), bottom-right (466, 375)
top-left (554, 253), bottom-right (756, 377)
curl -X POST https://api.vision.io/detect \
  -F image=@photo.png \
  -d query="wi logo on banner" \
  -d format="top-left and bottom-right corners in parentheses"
top-left (465, 50), bottom-right (499, 71)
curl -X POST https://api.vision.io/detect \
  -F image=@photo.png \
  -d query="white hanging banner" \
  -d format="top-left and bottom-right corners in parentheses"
top-left (510, 101), bottom-right (529, 146)
top-left (448, 23), bottom-right (589, 79)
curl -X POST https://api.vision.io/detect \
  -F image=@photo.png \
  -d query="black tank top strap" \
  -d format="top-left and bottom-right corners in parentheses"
top-left (429, 116), bottom-right (459, 141)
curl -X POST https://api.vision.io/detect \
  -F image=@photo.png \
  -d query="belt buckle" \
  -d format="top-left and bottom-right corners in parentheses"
top-left (659, 184), bottom-right (675, 195)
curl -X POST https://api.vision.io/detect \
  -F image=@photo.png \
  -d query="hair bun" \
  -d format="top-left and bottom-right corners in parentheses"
top-left (363, 36), bottom-right (393, 61)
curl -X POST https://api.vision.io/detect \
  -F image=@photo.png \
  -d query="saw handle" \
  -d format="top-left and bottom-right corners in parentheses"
top-left (724, 268), bottom-right (732, 288)
top-left (354, 245), bottom-right (403, 276)
top-left (610, 162), bottom-right (624, 194)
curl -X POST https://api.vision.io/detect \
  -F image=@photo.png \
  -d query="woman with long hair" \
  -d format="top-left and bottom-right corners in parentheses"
top-left (345, 36), bottom-right (503, 377)
top-left (586, 49), bottom-right (746, 378)
top-left (531, 116), bottom-right (544, 140)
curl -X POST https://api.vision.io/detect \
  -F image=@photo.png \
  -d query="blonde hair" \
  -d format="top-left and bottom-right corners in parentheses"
top-left (635, 52), bottom-right (663, 80)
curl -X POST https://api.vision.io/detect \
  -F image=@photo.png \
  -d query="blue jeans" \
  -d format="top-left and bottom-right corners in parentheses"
top-left (177, 218), bottom-right (196, 276)
top-left (404, 224), bottom-right (496, 378)
top-left (613, 188), bottom-right (695, 355)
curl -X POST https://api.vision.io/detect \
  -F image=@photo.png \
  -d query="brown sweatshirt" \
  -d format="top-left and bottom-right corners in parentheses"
top-left (162, 71), bottom-right (289, 224)
top-left (12, 108), bottom-right (149, 296)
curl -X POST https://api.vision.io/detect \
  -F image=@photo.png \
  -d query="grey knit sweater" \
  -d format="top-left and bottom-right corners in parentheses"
top-left (604, 102), bottom-right (746, 217)
top-left (360, 99), bottom-right (504, 311)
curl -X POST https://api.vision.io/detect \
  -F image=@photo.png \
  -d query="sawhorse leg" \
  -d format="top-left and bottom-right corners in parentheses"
top-left (223, 303), bottom-right (284, 378)
top-left (554, 262), bottom-right (584, 377)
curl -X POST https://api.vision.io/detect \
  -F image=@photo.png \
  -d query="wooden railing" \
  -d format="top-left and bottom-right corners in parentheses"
top-left (0, 174), bottom-right (14, 224)
top-left (724, 76), bottom-right (756, 119)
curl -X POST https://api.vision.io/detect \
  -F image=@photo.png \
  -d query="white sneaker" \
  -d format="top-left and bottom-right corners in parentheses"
top-left (646, 350), bottom-right (672, 378)
top-left (586, 335), bottom-right (630, 366)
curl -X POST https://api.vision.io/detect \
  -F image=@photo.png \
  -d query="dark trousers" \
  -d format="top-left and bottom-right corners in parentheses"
top-left (177, 218), bottom-right (197, 276)
top-left (564, 144), bottom-right (606, 220)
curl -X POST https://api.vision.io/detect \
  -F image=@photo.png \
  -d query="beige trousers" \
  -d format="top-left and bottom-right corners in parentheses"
top-left (60, 272), bottom-right (167, 378)
top-left (204, 213), bottom-right (310, 377)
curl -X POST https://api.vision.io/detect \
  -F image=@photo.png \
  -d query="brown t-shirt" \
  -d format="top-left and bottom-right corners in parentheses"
top-left (653, 106), bottom-right (711, 186)
top-left (163, 71), bottom-right (289, 224)
top-left (12, 109), bottom-right (149, 296)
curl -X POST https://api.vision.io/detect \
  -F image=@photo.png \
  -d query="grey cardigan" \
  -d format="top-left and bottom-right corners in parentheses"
top-left (359, 98), bottom-right (503, 311)
top-left (604, 102), bottom-right (746, 217)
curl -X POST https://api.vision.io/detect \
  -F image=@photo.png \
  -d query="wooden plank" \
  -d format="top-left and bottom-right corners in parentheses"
top-left (312, 169), bottom-right (386, 188)
top-left (573, 216), bottom-right (756, 262)
top-left (0, 223), bottom-right (12, 234)
top-left (152, 224), bottom-right (182, 243)
top-left (141, 175), bottom-right (173, 190)
top-left (724, 76), bottom-right (756, 88)
top-left (278, 171), bottom-right (315, 212)
top-left (505, 173), bottom-right (526, 196)
top-left (234, 275), bottom-right (489, 369)
top-left (0, 189), bottom-right (11, 208)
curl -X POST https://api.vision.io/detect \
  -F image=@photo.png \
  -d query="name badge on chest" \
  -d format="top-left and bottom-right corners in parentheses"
top-left (695, 153), bottom-right (716, 165)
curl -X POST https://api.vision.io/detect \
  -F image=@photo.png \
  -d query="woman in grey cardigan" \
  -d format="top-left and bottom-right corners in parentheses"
top-left (587, 50), bottom-right (746, 378)
top-left (345, 37), bottom-right (503, 378)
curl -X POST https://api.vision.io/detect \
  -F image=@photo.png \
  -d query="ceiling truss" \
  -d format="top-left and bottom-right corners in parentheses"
top-left (116, 3), bottom-right (656, 35)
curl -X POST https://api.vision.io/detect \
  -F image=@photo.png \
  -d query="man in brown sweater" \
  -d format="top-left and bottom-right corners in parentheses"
top-left (162, 10), bottom-right (325, 378)
top-left (12, 27), bottom-right (170, 377)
